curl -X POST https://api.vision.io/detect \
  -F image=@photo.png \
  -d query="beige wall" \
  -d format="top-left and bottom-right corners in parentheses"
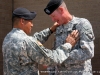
top-left (0, 0), bottom-right (100, 75)
top-left (0, 0), bottom-right (12, 75)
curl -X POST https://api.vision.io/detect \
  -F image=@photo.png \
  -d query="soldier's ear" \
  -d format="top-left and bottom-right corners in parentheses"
top-left (57, 7), bottom-right (64, 14)
top-left (20, 18), bottom-right (25, 25)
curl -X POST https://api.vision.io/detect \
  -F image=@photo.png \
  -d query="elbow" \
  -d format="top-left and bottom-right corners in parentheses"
top-left (89, 45), bottom-right (94, 59)
top-left (90, 50), bottom-right (94, 58)
top-left (86, 50), bottom-right (94, 60)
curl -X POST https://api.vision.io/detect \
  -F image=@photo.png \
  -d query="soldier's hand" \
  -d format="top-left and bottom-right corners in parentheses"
top-left (66, 30), bottom-right (79, 47)
top-left (50, 22), bottom-right (60, 33)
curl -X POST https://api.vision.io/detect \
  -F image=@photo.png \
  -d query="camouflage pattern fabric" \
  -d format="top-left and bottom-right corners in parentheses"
top-left (2, 28), bottom-right (72, 75)
top-left (51, 16), bottom-right (95, 75)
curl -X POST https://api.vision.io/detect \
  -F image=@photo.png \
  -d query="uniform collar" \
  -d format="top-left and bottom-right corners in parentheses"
top-left (12, 28), bottom-right (26, 35)
top-left (63, 16), bottom-right (79, 31)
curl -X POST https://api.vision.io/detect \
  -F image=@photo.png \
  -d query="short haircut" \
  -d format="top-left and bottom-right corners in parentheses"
top-left (59, 1), bottom-right (67, 9)
top-left (12, 17), bottom-right (21, 26)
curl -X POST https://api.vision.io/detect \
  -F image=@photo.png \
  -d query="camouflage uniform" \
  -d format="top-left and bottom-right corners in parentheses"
top-left (2, 28), bottom-right (72, 75)
top-left (52, 16), bottom-right (95, 75)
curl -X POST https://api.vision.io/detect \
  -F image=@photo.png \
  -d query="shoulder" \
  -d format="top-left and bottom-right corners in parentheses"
top-left (75, 17), bottom-right (92, 31)
top-left (75, 17), bottom-right (95, 41)
top-left (75, 17), bottom-right (90, 25)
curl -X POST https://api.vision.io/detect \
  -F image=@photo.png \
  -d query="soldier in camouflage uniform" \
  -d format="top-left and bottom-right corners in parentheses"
top-left (2, 7), bottom-right (79, 75)
top-left (44, 0), bottom-right (95, 75)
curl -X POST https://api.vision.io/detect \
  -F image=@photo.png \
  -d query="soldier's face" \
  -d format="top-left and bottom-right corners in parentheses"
top-left (49, 8), bottom-right (64, 25)
top-left (23, 19), bottom-right (33, 34)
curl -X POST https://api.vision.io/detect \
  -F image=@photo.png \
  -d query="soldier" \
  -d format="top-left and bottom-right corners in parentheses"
top-left (2, 7), bottom-right (79, 75)
top-left (44, 0), bottom-right (95, 75)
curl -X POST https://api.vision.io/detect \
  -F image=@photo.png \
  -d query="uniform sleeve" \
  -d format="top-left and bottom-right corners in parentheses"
top-left (64, 19), bottom-right (95, 64)
top-left (22, 37), bottom-right (72, 66)
top-left (33, 28), bottom-right (52, 44)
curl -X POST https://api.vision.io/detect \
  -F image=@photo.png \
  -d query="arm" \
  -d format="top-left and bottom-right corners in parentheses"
top-left (33, 22), bottom-right (59, 44)
top-left (25, 30), bottom-right (78, 66)
top-left (19, 30), bottom-right (78, 66)
top-left (25, 36), bottom-right (72, 66)
top-left (33, 28), bottom-right (52, 44)
top-left (64, 19), bottom-right (95, 64)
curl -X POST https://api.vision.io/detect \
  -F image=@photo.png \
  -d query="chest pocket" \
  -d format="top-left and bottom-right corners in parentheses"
top-left (56, 28), bottom-right (64, 36)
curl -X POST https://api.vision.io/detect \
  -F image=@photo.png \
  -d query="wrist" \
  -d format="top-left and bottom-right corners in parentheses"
top-left (49, 28), bottom-right (53, 34)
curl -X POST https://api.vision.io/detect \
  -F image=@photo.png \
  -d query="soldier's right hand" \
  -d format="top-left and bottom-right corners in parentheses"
top-left (66, 30), bottom-right (79, 47)
top-left (50, 22), bottom-right (60, 33)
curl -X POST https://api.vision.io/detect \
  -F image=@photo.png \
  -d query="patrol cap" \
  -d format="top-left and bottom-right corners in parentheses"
top-left (12, 7), bottom-right (36, 20)
top-left (44, 0), bottom-right (63, 15)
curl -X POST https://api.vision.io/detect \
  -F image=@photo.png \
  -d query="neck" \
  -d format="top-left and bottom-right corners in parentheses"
top-left (13, 24), bottom-right (22, 30)
top-left (64, 11), bottom-right (73, 24)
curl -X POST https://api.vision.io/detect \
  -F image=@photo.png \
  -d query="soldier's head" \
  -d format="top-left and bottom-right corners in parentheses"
top-left (12, 7), bottom-right (36, 34)
top-left (44, 0), bottom-right (72, 25)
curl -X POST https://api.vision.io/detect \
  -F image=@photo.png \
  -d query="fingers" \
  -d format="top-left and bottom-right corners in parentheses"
top-left (74, 31), bottom-right (79, 39)
top-left (50, 22), bottom-right (59, 32)
top-left (54, 22), bottom-right (60, 26)
top-left (65, 30), bottom-right (79, 47)
top-left (71, 30), bottom-right (78, 37)
top-left (70, 30), bottom-right (79, 39)
top-left (54, 22), bottom-right (58, 25)
top-left (75, 36), bottom-right (80, 41)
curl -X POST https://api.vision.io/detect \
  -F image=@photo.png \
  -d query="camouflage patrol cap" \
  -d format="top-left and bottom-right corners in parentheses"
top-left (44, 0), bottom-right (63, 15)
